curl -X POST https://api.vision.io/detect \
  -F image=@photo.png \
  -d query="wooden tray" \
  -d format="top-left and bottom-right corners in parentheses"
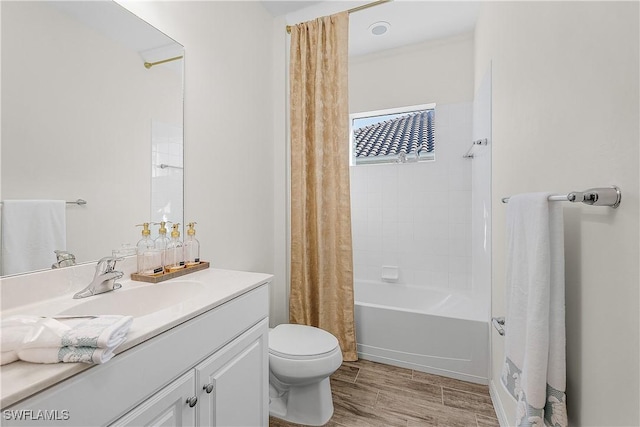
top-left (131, 261), bottom-right (210, 283)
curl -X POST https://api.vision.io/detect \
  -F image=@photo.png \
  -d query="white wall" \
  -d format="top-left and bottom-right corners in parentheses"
top-left (119, 2), bottom-right (276, 283)
top-left (475, 2), bottom-right (639, 425)
top-left (350, 103), bottom-right (473, 291)
top-left (271, 14), bottom-right (289, 326)
top-left (349, 33), bottom-right (475, 112)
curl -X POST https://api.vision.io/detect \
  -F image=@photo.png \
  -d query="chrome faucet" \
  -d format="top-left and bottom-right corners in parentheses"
top-left (73, 257), bottom-right (124, 299)
top-left (52, 250), bottom-right (76, 269)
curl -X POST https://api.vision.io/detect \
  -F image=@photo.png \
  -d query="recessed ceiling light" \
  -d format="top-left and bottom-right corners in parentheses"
top-left (368, 21), bottom-right (390, 36)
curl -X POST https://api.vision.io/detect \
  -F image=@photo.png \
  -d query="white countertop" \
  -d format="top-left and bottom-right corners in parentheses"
top-left (0, 266), bottom-right (272, 408)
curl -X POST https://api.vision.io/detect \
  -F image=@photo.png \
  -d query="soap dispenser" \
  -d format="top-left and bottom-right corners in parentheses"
top-left (154, 221), bottom-right (171, 270)
top-left (184, 222), bottom-right (200, 266)
top-left (136, 223), bottom-right (162, 275)
top-left (165, 223), bottom-right (184, 272)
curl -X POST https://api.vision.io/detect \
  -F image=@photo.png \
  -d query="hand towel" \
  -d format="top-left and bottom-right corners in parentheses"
top-left (1, 315), bottom-right (132, 365)
top-left (1, 200), bottom-right (66, 275)
top-left (18, 345), bottom-right (117, 364)
top-left (1, 351), bottom-right (18, 365)
top-left (501, 193), bottom-right (568, 427)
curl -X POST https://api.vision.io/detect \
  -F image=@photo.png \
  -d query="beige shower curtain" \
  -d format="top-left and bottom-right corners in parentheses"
top-left (289, 11), bottom-right (357, 361)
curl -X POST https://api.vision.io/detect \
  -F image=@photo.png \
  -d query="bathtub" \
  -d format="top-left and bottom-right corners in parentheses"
top-left (354, 280), bottom-right (489, 384)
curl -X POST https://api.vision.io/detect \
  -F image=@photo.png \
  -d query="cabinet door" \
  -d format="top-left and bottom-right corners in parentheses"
top-left (110, 371), bottom-right (197, 427)
top-left (197, 319), bottom-right (268, 427)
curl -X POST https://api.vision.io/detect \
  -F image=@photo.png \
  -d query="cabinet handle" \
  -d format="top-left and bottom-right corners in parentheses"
top-left (203, 383), bottom-right (214, 394)
top-left (186, 396), bottom-right (198, 408)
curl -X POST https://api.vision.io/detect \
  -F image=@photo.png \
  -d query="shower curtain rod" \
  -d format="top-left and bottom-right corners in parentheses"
top-left (144, 55), bottom-right (183, 69)
top-left (285, 0), bottom-right (392, 34)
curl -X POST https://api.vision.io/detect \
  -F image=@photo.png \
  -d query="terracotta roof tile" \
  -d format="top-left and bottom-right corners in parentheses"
top-left (354, 110), bottom-right (434, 159)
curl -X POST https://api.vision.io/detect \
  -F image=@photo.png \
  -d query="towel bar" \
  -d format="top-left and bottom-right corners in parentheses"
top-left (492, 317), bottom-right (505, 336)
top-left (0, 199), bottom-right (86, 206)
top-left (501, 186), bottom-right (621, 208)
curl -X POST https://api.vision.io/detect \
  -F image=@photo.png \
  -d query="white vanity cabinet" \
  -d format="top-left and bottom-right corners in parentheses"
top-left (112, 319), bottom-right (268, 427)
top-left (3, 280), bottom-right (270, 427)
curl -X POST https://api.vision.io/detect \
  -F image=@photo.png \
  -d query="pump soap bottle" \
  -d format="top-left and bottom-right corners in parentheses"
top-left (154, 221), bottom-right (171, 271)
top-left (184, 222), bottom-right (200, 267)
top-left (136, 223), bottom-right (162, 275)
top-left (165, 223), bottom-right (184, 272)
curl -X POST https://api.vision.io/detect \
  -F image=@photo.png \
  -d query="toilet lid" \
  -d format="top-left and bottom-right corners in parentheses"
top-left (269, 324), bottom-right (339, 359)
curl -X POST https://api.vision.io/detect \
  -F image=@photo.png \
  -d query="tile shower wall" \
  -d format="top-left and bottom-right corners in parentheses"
top-left (350, 102), bottom-right (473, 290)
top-left (151, 120), bottom-right (184, 235)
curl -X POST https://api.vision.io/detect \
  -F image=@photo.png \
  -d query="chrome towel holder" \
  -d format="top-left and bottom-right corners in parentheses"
top-left (501, 186), bottom-right (621, 208)
top-left (0, 199), bottom-right (86, 206)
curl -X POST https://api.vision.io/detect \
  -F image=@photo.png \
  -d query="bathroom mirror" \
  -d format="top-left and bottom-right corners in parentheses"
top-left (0, 1), bottom-right (184, 276)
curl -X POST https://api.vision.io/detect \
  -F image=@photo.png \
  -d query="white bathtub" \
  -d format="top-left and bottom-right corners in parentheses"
top-left (354, 280), bottom-right (489, 384)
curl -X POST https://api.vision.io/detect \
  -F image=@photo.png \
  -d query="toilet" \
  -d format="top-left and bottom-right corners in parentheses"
top-left (268, 324), bottom-right (343, 426)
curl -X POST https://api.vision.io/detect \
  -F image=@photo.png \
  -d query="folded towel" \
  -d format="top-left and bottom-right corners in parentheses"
top-left (1, 315), bottom-right (132, 365)
top-left (18, 346), bottom-right (117, 365)
top-left (501, 193), bottom-right (568, 427)
top-left (1, 351), bottom-right (18, 365)
top-left (2, 316), bottom-right (69, 352)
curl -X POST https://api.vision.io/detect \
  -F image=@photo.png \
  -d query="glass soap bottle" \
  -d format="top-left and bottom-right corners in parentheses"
top-left (184, 222), bottom-right (200, 267)
top-left (154, 221), bottom-right (171, 271)
top-left (165, 223), bottom-right (184, 272)
top-left (136, 223), bottom-right (162, 275)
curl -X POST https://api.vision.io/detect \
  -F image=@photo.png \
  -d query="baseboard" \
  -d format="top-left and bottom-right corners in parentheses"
top-left (489, 379), bottom-right (510, 427)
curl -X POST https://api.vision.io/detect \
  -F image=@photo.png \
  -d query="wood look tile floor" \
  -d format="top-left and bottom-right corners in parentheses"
top-left (269, 359), bottom-right (500, 427)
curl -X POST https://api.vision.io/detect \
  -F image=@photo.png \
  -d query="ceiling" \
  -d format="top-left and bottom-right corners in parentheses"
top-left (261, 1), bottom-right (325, 17)
top-left (261, 0), bottom-right (480, 57)
top-left (49, 1), bottom-right (183, 69)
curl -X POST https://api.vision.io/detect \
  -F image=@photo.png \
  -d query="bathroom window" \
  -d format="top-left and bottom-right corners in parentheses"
top-left (350, 103), bottom-right (435, 165)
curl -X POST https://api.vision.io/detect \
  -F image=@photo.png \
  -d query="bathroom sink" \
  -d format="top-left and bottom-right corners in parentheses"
top-left (57, 280), bottom-right (205, 318)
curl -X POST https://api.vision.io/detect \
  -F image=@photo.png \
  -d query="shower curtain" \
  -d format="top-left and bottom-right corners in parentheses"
top-left (288, 11), bottom-right (357, 361)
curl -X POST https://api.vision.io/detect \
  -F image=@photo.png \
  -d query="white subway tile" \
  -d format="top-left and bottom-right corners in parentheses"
top-left (398, 205), bottom-right (414, 223)
top-left (381, 251), bottom-right (400, 266)
top-left (449, 272), bottom-right (472, 290)
top-left (449, 238), bottom-right (471, 257)
top-left (381, 234), bottom-right (399, 253)
top-left (367, 206), bottom-right (383, 223)
top-left (382, 202), bottom-right (399, 222)
top-left (353, 250), bottom-right (367, 266)
top-left (449, 222), bottom-right (471, 240)
top-left (365, 250), bottom-right (383, 267)
top-left (367, 166), bottom-right (384, 193)
top-left (367, 192), bottom-right (382, 208)
top-left (449, 256), bottom-right (471, 273)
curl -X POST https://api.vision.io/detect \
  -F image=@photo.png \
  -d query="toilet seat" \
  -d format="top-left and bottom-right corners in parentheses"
top-left (269, 324), bottom-right (339, 360)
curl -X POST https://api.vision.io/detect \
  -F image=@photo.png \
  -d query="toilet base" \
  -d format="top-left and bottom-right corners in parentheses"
top-left (269, 377), bottom-right (334, 426)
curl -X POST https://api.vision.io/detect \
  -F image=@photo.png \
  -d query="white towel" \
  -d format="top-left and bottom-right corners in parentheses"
top-left (1, 200), bottom-right (66, 275)
top-left (1, 315), bottom-right (133, 365)
top-left (1, 351), bottom-right (18, 365)
top-left (501, 193), bottom-right (568, 427)
top-left (17, 346), bottom-right (117, 364)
